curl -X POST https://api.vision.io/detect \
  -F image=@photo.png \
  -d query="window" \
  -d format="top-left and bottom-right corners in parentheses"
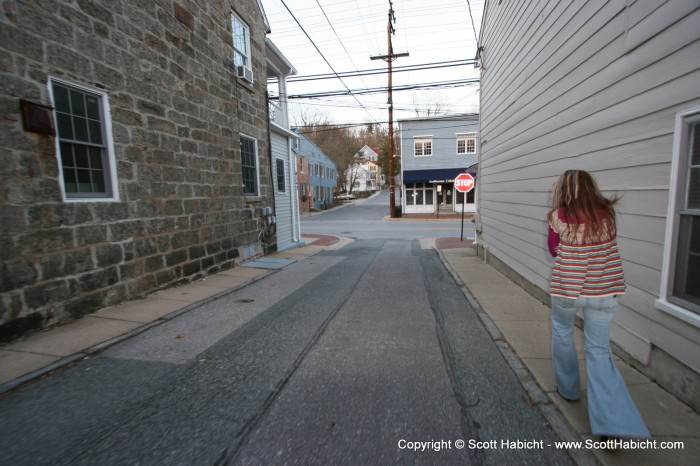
top-left (457, 132), bottom-right (477, 154)
top-left (275, 158), bottom-right (286, 193)
top-left (51, 78), bottom-right (117, 200)
top-left (240, 135), bottom-right (258, 195)
top-left (657, 107), bottom-right (700, 327)
top-left (414, 137), bottom-right (432, 157)
top-left (231, 12), bottom-right (252, 78)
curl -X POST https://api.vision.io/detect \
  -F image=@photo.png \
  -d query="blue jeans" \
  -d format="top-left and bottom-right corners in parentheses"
top-left (551, 295), bottom-right (651, 438)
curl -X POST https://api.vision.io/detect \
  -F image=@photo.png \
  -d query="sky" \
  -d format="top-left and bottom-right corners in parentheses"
top-left (261, 0), bottom-right (484, 128)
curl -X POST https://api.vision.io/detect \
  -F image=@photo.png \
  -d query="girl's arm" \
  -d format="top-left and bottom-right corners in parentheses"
top-left (548, 224), bottom-right (560, 257)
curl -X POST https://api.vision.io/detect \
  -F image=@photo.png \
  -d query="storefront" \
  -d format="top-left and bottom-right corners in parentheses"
top-left (402, 168), bottom-right (476, 215)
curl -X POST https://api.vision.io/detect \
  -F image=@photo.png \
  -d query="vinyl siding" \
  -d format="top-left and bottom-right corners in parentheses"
top-left (478, 0), bottom-right (700, 373)
top-left (400, 116), bottom-right (479, 172)
top-left (271, 132), bottom-right (294, 251)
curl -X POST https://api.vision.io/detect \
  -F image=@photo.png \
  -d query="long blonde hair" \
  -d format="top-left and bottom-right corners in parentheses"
top-left (549, 170), bottom-right (619, 243)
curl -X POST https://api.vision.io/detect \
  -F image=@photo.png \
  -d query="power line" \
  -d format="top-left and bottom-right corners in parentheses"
top-left (276, 59), bottom-right (477, 82)
top-left (314, 0), bottom-right (383, 113)
top-left (279, 0), bottom-right (380, 125)
top-left (281, 78), bottom-right (480, 99)
top-left (466, 0), bottom-right (479, 45)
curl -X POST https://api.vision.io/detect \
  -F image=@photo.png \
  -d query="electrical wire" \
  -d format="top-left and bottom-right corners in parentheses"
top-left (281, 78), bottom-right (479, 99)
top-left (466, 0), bottom-right (479, 46)
top-left (275, 59), bottom-right (477, 82)
top-left (279, 0), bottom-right (380, 125)
top-left (314, 0), bottom-right (383, 113)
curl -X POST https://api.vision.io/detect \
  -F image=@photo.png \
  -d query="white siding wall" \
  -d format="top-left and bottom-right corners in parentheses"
top-left (271, 132), bottom-right (294, 251)
top-left (478, 0), bottom-right (700, 373)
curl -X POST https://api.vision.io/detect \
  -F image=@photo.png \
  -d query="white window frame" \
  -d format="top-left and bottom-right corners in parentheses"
top-left (656, 105), bottom-right (700, 328)
top-left (414, 136), bottom-right (433, 157)
top-left (231, 12), bottom-right (252, 75)
top-left (240, 134), bottom-right (259, 196)
top-left (275, 158), bottom-right (286, 194)
top-left (49, 77), bottom-right (119, 202)
top-left (457, 132), bottom-right (477, 154)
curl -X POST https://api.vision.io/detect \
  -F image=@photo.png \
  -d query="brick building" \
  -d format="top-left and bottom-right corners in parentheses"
top-left (0, 0), bottom-right (277, 340)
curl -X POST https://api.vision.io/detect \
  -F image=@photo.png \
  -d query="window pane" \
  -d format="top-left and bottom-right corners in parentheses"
top-left (89, 120), bottom-right (103, 145)
top-left (76, 168), bottom-right (93, 192)
top-left (692, 123), bottom-right (699, 165)
top-left (63, 161), bottom-right (76, 188)
top-left (60, 142), bottom-right (74, 167)
top-left (89, 147), bottom-right (104, 170)
top-left (673, 215), bottom-right (700, 308)
top-left (73, 116), bottom-right (89, 141)
top-left (426, 189), bottom-right (433, 204)
top-left (689, 167), bottom-right (700, 209)
top-left (53, 85), bottom-right (70, 112)
top-left (85, 95), bottom-right (100, 120)
top-left (70, 89), bottom-right (86, 117)
top-left (57, 113), bottom-right (73, 140)
top-left (73, 145), bottom-right (89, 168)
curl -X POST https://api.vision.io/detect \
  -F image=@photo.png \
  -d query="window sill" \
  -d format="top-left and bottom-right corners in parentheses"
top-left (237, 77), bottom-right (255, 92)
top-left (655, 299), bottom-right (700, 328)
top-left (64, 196), bottom-right (120, 203)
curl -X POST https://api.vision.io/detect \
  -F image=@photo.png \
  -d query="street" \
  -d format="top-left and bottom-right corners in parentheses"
top-left (0, 193), bottom-right (573, 465)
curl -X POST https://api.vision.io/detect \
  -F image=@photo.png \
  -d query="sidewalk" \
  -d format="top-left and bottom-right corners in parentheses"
top-left (438, 239), bottom-right (699, 466)
top-left (1, 236), bottom-right (697, 465)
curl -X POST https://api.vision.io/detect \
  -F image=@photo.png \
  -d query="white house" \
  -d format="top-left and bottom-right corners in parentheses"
top-left (476, 0), bottom-right (700, 410)
top-left (266, 39), bottom-right (301, 251)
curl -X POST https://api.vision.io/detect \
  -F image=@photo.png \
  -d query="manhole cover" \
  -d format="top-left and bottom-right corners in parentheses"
top-left (237, 299), bottom-right (254, 303)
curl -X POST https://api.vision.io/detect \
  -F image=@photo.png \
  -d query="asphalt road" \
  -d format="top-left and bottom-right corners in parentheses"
top-left (0, 194), bottom-right (573, 465)
top-left (301, 190), bottom-right (475, 240)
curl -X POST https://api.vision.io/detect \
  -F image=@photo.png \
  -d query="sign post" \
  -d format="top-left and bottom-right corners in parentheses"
top-left (454, 173), bottom-right (475, 241)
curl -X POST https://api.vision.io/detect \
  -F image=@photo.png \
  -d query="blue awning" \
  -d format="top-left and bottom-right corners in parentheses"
top-left (402, 167), bottom-right (476, 184)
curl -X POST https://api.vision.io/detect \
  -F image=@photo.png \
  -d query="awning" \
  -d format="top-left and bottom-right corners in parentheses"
top-left (402, 167), bottom-right (477, 184)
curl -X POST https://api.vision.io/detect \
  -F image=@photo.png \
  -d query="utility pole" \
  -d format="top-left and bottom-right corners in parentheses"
top-left (371, 1), bottom-right (408, 218)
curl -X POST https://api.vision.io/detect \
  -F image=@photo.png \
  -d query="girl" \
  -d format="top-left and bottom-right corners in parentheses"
top-left (548, 169), bottom-right (650, 441)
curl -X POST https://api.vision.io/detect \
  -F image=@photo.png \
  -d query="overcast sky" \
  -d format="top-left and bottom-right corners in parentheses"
top-left (261, 0), bottom-right (484, 128)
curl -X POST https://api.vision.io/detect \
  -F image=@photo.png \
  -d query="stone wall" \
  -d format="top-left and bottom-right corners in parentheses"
top-left (0, 0), bottom-right (276, 340)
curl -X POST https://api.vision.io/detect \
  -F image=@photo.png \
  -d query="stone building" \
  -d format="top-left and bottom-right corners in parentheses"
top-left (0, 0), bottom-right (277, 340)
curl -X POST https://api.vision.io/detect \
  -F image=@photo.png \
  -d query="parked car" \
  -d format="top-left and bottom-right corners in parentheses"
top-left (336, 192), bottom-right (356, 200)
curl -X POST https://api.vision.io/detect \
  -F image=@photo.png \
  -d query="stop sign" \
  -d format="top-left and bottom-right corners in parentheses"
top-left (454, 173), bottom-right (475, 193)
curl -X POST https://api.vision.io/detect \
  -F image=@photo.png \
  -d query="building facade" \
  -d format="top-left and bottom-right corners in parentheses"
top-left (267, 39), bottom-right (301, 252)
top-left (398, 114), bottom-right (479, 215)
top-left (0, 0), bottom-right (278, 340)
top-left (292, 131), bottom-right (337, 210)
top-left (477, 0), bottom-right (700, 410)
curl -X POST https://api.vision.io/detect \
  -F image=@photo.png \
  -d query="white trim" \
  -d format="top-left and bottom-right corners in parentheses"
top-left (655, 105), bottom-right (700, 328)
top-left (48, 76), bottom-right (119, 203)
top-left (240, 133), bottom-right (260, 196)
top-left (414, 136), bottom-right (433, 157)
top-left (231, 11), bottom-right (253, 82)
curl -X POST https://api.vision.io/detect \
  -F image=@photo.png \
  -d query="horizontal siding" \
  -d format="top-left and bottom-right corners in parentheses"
top-left (400, 118), bottom-right (479, 171)
top-left (479, 0), bottom-right (700, 371)
top-left (271, 134), bottom-right (293, 250)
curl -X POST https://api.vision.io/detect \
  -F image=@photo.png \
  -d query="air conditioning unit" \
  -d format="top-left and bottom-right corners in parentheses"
top-left (236, 66), bottom-right (253, 83)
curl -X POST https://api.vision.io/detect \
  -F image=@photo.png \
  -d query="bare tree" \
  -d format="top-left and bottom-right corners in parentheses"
top-left (294, 111), bottom-right (360, 194)
top-left (411, 92), bottom-right (452, 117)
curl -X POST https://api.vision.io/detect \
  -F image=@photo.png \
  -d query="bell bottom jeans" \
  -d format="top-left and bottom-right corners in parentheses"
top-left (551, 295), bottom-right (650, 438)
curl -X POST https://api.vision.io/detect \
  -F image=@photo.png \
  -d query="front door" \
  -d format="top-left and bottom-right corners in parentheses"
top-left (437, 183), bottom-right (453, 211)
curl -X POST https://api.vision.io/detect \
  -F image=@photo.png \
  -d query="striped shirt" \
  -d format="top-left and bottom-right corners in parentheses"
top-left (549, 209), bottom-right (626, 298)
